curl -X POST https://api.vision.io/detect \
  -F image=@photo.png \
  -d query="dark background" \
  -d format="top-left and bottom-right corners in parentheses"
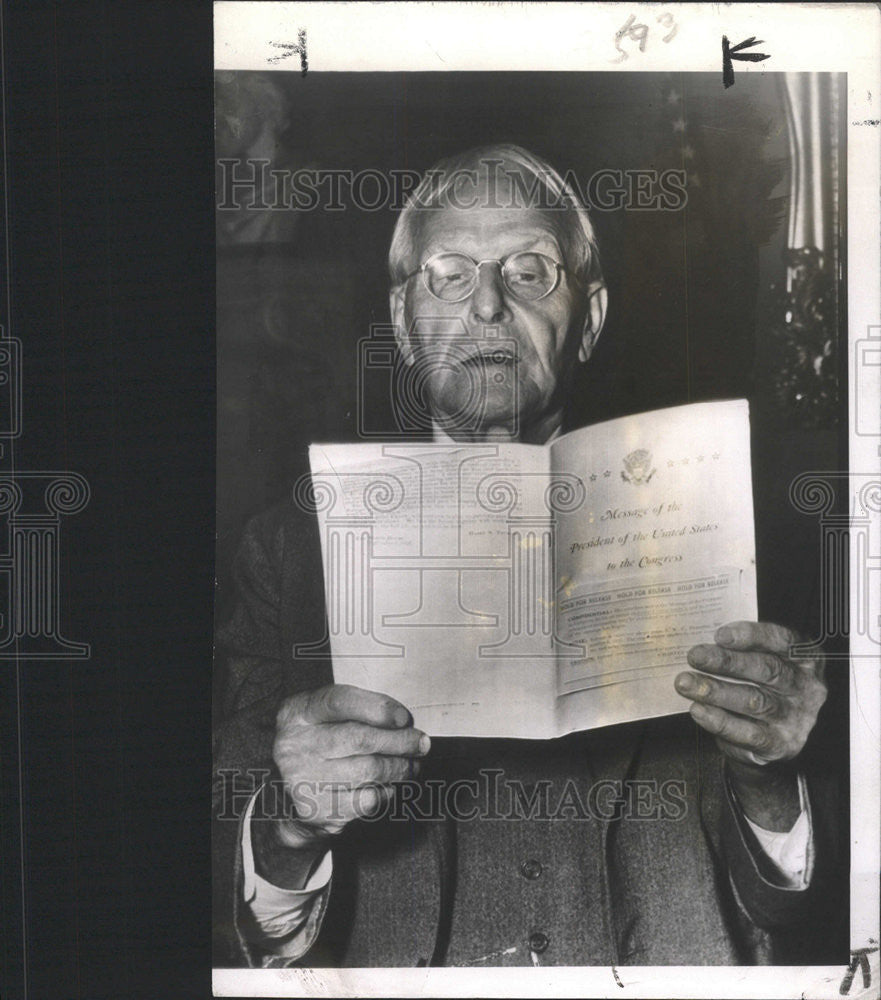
top-left (0, 3), bottom-right (213, 999)
top-left (0, 4), bottom-right (848, 999)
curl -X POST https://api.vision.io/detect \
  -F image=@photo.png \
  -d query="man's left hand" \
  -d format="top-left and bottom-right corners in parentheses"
top-left (675, 621), bottom-right (827, 768)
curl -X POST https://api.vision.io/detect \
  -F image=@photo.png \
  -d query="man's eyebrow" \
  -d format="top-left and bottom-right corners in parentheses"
top-left (420, 231), bottom-right (563, 260)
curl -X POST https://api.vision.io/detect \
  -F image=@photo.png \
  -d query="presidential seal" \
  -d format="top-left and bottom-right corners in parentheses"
top-left (621, 449), bottom-right (656, 485)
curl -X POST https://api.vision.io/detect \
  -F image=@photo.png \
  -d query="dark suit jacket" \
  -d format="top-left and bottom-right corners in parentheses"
top-left (212, 500), bottom-right (846, 969)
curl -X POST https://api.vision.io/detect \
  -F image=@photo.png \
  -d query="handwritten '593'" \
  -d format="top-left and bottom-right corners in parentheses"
top-left (613, 12), bottom-right (678, 63)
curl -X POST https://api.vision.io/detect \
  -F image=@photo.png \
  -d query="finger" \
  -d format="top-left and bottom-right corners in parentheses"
top-left (688, 702), bottom-right (774, 757)
top-left (340, 783), bottom-right (401, 821)
top-left (686, 645), bottom-right (793, 690)
top-left (324, 753), bottom-right (423, 787)
top-left (295, 783), bottom-right (392, 830)
top-left (713, 738), bottom-right (773, 767)
top-left (281, 684), bottom-right (412, 729)
top-left (675, 671), bottom-right (778, 719)
top-left (713, 621), bottom-right (798, 655)
top-left (322, 722), bottom-right (430, 759)
top-left (353, 783), bottom-right (394, 819)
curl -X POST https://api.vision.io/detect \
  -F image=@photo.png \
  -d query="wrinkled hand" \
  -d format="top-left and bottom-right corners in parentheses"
top-left (272, 683), bottom-right (430, 845)
top-left (675, 621), bottom-right (827, 767)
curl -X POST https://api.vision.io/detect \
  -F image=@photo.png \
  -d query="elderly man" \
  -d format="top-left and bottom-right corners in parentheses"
top-left (213, 145), bottom-right (839, 968)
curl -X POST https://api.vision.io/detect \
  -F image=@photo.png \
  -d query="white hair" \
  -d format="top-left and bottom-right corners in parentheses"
top-left (388, 144), bottom-right (603, 288)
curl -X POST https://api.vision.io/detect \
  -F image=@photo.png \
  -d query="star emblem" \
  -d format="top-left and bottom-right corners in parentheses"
top-left (681, 144), bottom-right (695, 159)
top-left (672, 118), bottom-right (686, 133)
top-left (667, 89), bottom-right (680, 104)
top-left (603, 470), bottom-right (611, 478)
top-left (589, 473), bottom-right (597, 482)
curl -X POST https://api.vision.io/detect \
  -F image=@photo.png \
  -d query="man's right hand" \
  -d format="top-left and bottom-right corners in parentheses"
top-left (251, 684), bottom-right (430, 889)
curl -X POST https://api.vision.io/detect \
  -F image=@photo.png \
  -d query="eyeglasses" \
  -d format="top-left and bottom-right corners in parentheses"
top-left (404, 251), bottom-right (567, 303)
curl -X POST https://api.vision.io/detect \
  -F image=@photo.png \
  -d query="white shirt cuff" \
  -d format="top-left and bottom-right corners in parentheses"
top-left (744, 772), bottom-right (814, 889)
top-left (241, 790), bottom-right (333, 943)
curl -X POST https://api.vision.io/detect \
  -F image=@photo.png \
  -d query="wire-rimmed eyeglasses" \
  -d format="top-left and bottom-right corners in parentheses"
top-left (403, 251), bottom-right (570, 303)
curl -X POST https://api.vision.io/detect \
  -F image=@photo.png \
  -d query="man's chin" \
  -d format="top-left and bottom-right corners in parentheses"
top-left (427, 377), bottom-right (540, 440)
top-left (429, 399), bottom-right (523, 440)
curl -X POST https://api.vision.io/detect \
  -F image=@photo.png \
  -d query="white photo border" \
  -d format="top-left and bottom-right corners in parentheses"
top-left (213, 3), bottom-right (881, 998)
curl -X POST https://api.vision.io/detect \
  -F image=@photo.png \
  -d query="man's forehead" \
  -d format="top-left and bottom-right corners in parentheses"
top-left (414, 204), bottom-right (565, 258)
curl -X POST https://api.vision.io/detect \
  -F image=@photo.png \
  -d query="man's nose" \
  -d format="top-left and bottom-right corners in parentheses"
top-left (469, 263), bottom-right (512, 326)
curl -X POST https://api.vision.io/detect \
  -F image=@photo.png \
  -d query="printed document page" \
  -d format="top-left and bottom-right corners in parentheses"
top-left (550, 400), bottom-right (758, 735)
top-left (309, 442), bottom-right (558, 737)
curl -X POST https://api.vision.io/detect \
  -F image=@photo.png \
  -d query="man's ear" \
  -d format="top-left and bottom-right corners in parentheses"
top-left (389, 285), bottom-right (414, 366)
top-left (578, 281), bottom-right (608, 363)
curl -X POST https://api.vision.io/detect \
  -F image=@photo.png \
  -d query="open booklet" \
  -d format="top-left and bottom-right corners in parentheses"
top-left (306, 399), bottom-right (757, 738)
